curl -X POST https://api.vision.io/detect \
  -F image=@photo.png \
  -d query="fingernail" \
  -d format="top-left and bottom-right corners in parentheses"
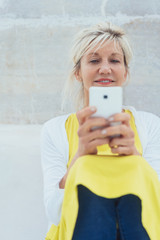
top-left (90, 106), bottom-right (96, 112)
top-left (101, 129), bottom-right (107, 135)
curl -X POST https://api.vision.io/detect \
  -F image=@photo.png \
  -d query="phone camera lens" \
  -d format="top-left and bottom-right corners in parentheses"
top-left (103, 95), bottom-right (108, 99)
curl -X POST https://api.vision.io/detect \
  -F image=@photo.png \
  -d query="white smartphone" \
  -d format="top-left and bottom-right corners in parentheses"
top-left (89, 86), bottom-right (122, 119)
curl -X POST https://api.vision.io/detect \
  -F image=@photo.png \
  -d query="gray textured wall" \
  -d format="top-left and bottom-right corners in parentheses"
top-left (0, 0), bottom-right (160, 124)
top-left (0, 1), bottom-right (160, 240)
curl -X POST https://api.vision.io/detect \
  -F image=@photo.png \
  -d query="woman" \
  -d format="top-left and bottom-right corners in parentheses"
top-left (41, 22), bottom-right (160, 240)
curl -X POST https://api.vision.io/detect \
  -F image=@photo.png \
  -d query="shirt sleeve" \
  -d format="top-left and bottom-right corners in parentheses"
top-left (140, 112), bottom-right (160, 180)
top-left (41, 117), bottom-right (68, 226)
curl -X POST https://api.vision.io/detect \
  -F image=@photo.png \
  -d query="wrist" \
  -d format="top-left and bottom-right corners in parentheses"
top-left (59, 172), bottom-right (68, 189)
top-left (133, 147), bottom-right (141, 156)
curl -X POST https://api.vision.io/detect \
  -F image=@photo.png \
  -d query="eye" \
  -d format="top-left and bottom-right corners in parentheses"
top-left (111, 59), bottom-right (120, 63)
top-left (90, 59), bottom-right (100, 64)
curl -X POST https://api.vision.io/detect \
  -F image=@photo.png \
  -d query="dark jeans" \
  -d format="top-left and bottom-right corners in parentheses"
top-left (72, 185), bottom-right (150, 240)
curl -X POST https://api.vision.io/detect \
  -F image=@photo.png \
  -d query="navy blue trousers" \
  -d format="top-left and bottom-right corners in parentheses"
top-left (72, 185), bottom-right (150, 240)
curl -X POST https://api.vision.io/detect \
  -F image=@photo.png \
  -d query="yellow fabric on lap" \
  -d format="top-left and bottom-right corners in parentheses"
top-left (46, 155), bottom-right (160, 240)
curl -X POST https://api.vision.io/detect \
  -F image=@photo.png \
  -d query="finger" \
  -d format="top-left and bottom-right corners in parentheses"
top-left (79, 129), bottom-right (110, 145)
top-left (111, 146), bottom-right (135, 155)
top-left (78, 117), bottom-right (109, 136)
top-left (88, 138), bottom-right (109, 150)
top-left (109, 136), bottom-right (135, 148)
top-left (76, 106), bottom-right (97, 125)
top-left (108, 112), bottom-right (131, 126)
top-left (101, 124), bottom-right (134, 138)
top-left (79, 135), bottom-right (109, 155)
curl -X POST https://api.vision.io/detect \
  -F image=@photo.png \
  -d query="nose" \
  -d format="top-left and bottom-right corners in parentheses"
top-left (99, 62), bottom-right (111, 75)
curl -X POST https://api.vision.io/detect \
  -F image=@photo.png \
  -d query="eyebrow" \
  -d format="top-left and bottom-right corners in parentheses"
top-left (87, 52), bottom-right (123, 57)
top-left (88, 52), bottom-right (99, 56)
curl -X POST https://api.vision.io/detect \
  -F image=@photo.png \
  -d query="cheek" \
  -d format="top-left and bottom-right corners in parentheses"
top-left (81, 66), bottom-right (93, 78)
top-left (117, 66), bottom-right (126, 77)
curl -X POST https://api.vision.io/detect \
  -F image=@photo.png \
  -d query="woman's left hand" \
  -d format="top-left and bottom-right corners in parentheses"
top-left (102, 112), bottom-right (141, 156)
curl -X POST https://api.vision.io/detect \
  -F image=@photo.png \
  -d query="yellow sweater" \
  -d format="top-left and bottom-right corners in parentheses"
top-left (45, 111), bottom-right (160, 240)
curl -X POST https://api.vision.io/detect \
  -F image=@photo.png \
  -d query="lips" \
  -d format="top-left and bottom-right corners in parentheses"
top-left (94, 78), bottom-right (115, 84)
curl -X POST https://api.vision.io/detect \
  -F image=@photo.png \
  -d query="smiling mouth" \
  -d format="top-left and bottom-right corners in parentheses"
top-left (94, 79), bottom-right (115, 83)
top-left (95, 80), bottom-right (114, 83)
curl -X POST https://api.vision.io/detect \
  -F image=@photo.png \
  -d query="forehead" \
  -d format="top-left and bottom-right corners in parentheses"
top-left (84, 40), bottom-right (123, 57)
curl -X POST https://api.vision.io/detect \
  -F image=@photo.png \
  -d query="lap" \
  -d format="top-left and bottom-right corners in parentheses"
top-left (72, 186), bottom-right (150, 240)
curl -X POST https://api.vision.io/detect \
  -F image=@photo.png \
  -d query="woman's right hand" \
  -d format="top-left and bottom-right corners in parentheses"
top-left (76, 106), bottom-right (109, 157)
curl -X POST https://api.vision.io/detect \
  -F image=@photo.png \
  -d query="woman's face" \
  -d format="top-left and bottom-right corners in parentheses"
top-left (76, 40), bottom-right (127, 106)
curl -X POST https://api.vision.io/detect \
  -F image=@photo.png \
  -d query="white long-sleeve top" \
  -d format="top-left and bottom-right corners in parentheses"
top-left (41, 106), bottom-right (160, 228)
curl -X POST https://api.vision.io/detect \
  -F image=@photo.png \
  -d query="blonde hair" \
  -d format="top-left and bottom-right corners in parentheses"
top-left (62, 22), bottom-right (133, 110)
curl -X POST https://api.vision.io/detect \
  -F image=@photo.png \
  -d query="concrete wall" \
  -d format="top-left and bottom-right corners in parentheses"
top-left (0, 0), bottom-right (160, 124)
top-left (0, 125), bottom-right (48, 240)
top-left (0, 1), bottom-right (160, 240)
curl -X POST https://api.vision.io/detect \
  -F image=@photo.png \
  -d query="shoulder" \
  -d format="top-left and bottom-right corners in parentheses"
top-left (41, 114), bottom-right (72, 150)
top-left (124, 105), bottom-right (160, 126)
top-left (42, 113), bottom-right (74, 137)
top-left (136, 111), bottom-right (160, 141)
top-left (135, 110), bottom-right (159, 122)
top-left (43, 114), bottom-right (71, 131)
top-left (125, 106), bottom-right (160, 143)
top-left (133, 109), bottom-right (160, 131)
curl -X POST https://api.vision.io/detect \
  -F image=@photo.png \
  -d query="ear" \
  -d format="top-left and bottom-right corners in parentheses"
top-left (122, 68), bottom-right (129, 86)
top-left (75, 70), bottom-right (82, 82)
